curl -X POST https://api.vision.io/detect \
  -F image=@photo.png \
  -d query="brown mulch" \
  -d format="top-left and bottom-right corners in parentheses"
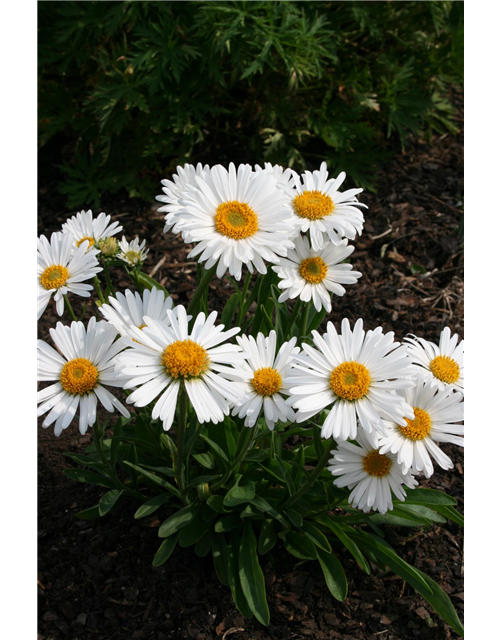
top-left (38, 101), bottom-right (464, 639)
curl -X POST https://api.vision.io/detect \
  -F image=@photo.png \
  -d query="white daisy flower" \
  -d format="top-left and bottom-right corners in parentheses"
top-left (117, 236), bottom-right (149, 266)
top-left (378, 374), bottom-right (464, 478)
top-left (62, 209), bottom-right (122, 250)
top-left (328, 431), bottom-right (418, 514)
top-left (287, 318), bottom-right (415, 443)
top-left (272, 235), bottom-right (362, 313)
top-left (170, 163), bottom-right (295, 280)
top-left (38, 232), bottom-right (102, 320)
top-left (37, 317), bottom-right (130, 436)
top-left (283, 162), bottom-right (366, 251)
top-left (254, 162), bottom-right (295, 188)
top-left (99, 288), bottom-right (174, 340)
top-left (405, 327), bottom-right (464, 393)
top-left (228, 331), bottom-right (300, 430)
top-left (156, 162), bottom-right (210, 233)
top-left (116, 305), bottom-right (247, 431)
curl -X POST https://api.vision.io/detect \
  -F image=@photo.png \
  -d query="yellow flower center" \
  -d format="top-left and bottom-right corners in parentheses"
top-left (429, 355), bottom-right (460, 384)
top-left (329, 361), bottom-right (371, 401)
top-left (214, 200), bottom-right (259, 240)
top-left (39, 264), bottom-right (70, 290)
top-left (161, 339), bottom-right (210, 379)
top-left (76, 236), bottom-right (96, 249)
top-left (362, 450), bottom-right (392, 477)
top-left (299, 256), bottom-right (328, 284)
top-left (398, 407), bottom-right (432, 441)
top-left (124, 250), bottom-right (142, 264)
top-left (251, 367), bottom-right (282, 397)
top-left (60, 358), bottom-right (99, 395)
top-left (292, 190), bottom-right (335, 220)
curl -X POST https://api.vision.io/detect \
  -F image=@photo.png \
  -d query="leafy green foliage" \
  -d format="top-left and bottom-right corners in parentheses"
top-left (39, 1), bottom-right (463, 207)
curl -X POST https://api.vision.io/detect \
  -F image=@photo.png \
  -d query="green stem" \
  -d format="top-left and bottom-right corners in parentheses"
top-left (299, 300), bottom-right (311, 339)
top-left (211, 424), bottom-right (258, 492)
top-left (187, 264), bottom-right (217, 317)
top-left (103, 261), bottom-right (116, 297)
top-left (64, 295), bottom-right (77, 322)
top-left (281, 443), bottom-right (332, 510)
top-left (175, 386), bottom-right (189, 504)
top-left (93, 275), bottom-right (106, 305)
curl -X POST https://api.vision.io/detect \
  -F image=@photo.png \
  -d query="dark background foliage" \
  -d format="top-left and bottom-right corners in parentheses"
top-left (38, 0), bottom-right (463, 208)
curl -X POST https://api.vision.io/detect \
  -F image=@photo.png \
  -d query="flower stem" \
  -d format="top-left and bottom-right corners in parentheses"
top-left (93, 275), bottom-right (106, 305)
top-left (175, 385), bottom-right (189, 504)
top-left (64, 295), bottom-right (77, 322)
top-left (187, 264), bottom-right (217, 317)
top-left (299, 300), bottom-right (311, 339)
top-left (103, 261), bottom-right (116, 297)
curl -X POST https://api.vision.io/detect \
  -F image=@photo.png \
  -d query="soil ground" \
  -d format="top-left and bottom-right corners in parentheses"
top-left (38, 97), bottom-right (464, 640)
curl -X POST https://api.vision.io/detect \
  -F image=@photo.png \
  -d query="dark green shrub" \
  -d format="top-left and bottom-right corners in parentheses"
top-left (38, 0), bottom-right (463, 207)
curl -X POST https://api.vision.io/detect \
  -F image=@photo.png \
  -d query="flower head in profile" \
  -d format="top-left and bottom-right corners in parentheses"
top-left (37, 317), bottom-right (130, 436)
top-left (328, 431), bottom-right (418, 514)
top-left (117, 236), bottom-right (149, 266)
top-left (272, 235), bottom-right (362, 313)
top-left (62, 209), bottom-right (122, 250)
top-left (378, 374), bottom-right (464, 478)
top-left (38, 232), bottom-right (102, 320)
top-left (254, 162), bottom-right (295, 188)
top-left (156, 163), bottom-right (210, 233)
top-left (116, 305), bottom-right (247, 431)
top-left (99, 288), bottom-right (174, 340)
top-left (287, 319), bottom-right (414, 443)
top-left (283, 162), bottom-right (366, 250)
top-left (405, 327), bottom-right (464, 393)
top-left (229, 331), bottom-right (300, 430)
top-left (166, 163), bottom-right (295, 280)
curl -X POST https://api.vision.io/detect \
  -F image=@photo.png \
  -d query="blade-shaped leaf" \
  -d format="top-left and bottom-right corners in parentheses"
top-left (134, 493), bottom-right (171, 519)
top-left (153, 532), bottom-right (179, 567)
top-left (239, 521), bottom-right (270, 625)
top-left (158, 504), bottom-right (198, 538)
top-left (317, 548), bottom-right (347, 601)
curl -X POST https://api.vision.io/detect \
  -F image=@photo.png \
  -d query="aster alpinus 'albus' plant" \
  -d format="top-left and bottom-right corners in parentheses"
top-left (37, 162), bottom-right (464, 636)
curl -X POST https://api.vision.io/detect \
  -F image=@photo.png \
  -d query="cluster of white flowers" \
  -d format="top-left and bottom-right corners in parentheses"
top-left (37, 162), bottom-right (464, 518)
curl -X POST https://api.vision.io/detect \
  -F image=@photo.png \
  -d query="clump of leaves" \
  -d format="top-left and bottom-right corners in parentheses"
top-left (39, 0), bottom-right (463, 207)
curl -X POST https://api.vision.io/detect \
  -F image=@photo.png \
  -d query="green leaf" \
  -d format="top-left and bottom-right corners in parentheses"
top-left (227, 533), bottom-right (252, 618)
top-left (158, 504), bottom-right (199, 538)
top-left (239, 521), bottom-right (270, 625)
top-left (410, 566), bottom-right (464, 636)
top-left (194, 531), bottom-right (212, 558)
top-left (398, 504), bottom-right (447, 524)
top-left (63, 468), bottom-right (116, 490)
top-left (215, 516), bottom-right (242, 533)
top-left (401, 488), bottom-right (457, 506)
top-left (134, 493), bottom-right (171, 519)
top-left (350, 530), bottom-right (433, 597)
top-left (250, 496), bottom-right (290, 531)
top-left (98, 490), bottom-right (123, 516)
top-left (432, 505), bottom-right (464, 527)
top-left (179, 512), bottom-right (209, 547)
top-left (123, 461), bottom-right (180, 497)
top-left (301, 521), bottom-right (332, 553)
top-left (221, 293), bottom-right (239, 327)
top-left (207, 495), bottom-right (230, 514)
top-left (192, 452), bottom-right (215, 469)
top-left (258, 519), bottom-right (277, 555)
top-left (63, 453), bottom-right (107, 472)
top-left (283, 531), bottom-right (318, 560)
top-left (284, 508), bottom-right (303, 528)
top-left (316, 548), bottom-right (348, 601)
top-left (135, 272), bottom-right (169, 297)
top-left (187, 474), bottom-right (221, 488)
top-left (200, 434), bottom-right (230, 469)
top-left (224, 479), bottom-right (256, 507)
top-left (315, 517), bottom-right (371, 574)
top-left (75, 505), bottom-right (101, 520)
top-left (212, 531), bottom-right (230, 587)
top-left (153, 532), bottom-right (179, 567)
